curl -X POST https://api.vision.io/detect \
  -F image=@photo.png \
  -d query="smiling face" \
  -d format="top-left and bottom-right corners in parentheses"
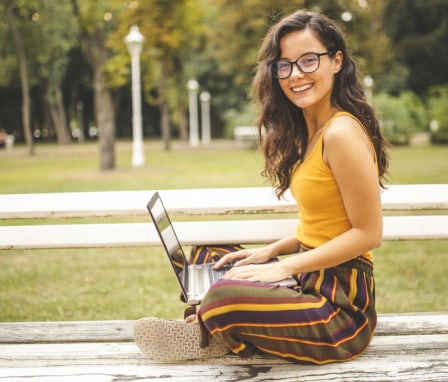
top-left (277, 28), bottom-right (343, 112)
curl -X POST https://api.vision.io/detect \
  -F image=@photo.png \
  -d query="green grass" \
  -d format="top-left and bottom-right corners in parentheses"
top-left (387, 145), bottom-right (448, 184)
top-left (0, 140), bottom-right (447, 321)
top-left (0, 247), bottom-right (184, 321)
top-left (375, 240), bottom-right (448, 313)
top-left (0, 140), bottom-right (267, 193)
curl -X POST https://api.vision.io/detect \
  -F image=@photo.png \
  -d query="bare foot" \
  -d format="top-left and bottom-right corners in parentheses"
top-left (185, 314), bottom-right (198, 324)
top-left (184, 305), bottom-right (199, 324)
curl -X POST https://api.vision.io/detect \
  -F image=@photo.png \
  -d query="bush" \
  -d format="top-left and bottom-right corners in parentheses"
top-left (427, 85), bottom-right (448, 145)
top-left (373, 91), bottom-right (428, 146)
top-left (223, 102), bottom-right (257, 139)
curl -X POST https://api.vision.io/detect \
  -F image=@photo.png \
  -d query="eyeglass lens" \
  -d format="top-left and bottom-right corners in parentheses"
top-left (274, 53), bottom-right (323, 79)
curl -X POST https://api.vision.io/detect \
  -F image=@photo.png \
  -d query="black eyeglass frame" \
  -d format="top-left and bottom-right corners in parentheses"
top-left (271, 51), bottom-right (331, 79)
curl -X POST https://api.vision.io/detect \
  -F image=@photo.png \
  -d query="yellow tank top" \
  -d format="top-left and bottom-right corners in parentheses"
top-left (289, 111), bottom-right (376, 260)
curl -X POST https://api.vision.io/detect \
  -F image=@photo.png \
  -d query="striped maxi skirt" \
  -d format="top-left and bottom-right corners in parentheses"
top-left (189, 245), bottom-right (377, 364)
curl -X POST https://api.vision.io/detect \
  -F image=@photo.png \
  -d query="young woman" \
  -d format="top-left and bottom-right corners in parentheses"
top-left (135, 9), bottom-right (389, 364)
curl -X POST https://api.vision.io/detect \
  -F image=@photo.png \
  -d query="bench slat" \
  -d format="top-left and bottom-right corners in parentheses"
top-left (0, 220), bottom-right (295, 249)
top-left (1, 357), bottom-right (447, 382)
top-left (0, 188), bottom-right (290, 219)
top-left (0, 313), bottom-right (446, 344)
top-left (1, 215), bottom-right (447, 250)
top-left (1, 335), bottom-right (447, 380)
top-left (2, 335), bottom-right (448, 361)
top-left (1, 184), bottom-right (447, 219)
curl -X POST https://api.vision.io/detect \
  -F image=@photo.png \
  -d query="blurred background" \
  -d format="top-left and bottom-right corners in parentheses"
top-left (1, 0), bottom-right (448, 321)
top-left (1, 0), bottom-right (447, 168)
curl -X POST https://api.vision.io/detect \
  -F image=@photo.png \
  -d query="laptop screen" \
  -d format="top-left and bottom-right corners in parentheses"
top-left (147, 192), bottom-right (189, 298)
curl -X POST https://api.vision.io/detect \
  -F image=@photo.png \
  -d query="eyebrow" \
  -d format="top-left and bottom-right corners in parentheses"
top-left (278, 50), bottom-right (321, 61)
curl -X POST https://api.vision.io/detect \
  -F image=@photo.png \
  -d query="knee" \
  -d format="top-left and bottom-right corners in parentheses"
top-left (201, 279), bottom-right (232, 308)
top-left (198, 279), bottom-right (241, 320)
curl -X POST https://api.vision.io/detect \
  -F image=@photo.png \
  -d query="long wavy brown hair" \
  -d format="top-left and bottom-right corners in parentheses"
top-left (251, 10), bottom-right (389, 198)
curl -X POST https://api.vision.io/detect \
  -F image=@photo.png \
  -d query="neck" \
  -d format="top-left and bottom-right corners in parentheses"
top-left (303, 105), bottom-right (339, 139)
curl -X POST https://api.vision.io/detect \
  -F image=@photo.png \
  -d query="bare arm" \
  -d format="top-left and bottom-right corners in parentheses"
top-left (214, 234), bottom-right (301, 269)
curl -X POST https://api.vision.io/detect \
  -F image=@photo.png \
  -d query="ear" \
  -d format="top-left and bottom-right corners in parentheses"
top-left (333, 51), bottom-right (343, 74)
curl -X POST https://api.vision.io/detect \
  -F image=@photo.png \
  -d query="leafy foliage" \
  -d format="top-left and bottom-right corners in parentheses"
top-left (383, 0), bottom-right (448, 95)
top-left (374, 91), bottom-right (428, 145)
top-left (427, 85), bottom-right (448, 144)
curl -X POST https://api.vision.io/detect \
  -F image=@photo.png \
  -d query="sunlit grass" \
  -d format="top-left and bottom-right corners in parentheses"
top-left (375, 240), bottom-right (448, 313)
top-left (0, 247), bottom-right (185, 321)
top-left (0, 140), bottom-right (267, 193)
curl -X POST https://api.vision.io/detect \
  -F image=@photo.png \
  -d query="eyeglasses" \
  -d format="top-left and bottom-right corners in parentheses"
top-left (272, 52), bottom-right (331, 79)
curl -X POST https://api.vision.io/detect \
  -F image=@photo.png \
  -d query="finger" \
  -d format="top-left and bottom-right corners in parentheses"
top-left (223, 265), bottom-right (259, 280)
top-left (234, 256), bottom-right (255, 267)
top-left (213, 250), bottom-right (250, 269)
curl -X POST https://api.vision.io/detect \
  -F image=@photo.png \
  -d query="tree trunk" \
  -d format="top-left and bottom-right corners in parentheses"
top-left (48, 84), bottom-right (72, 145)
top-left (159, 65), bottom-right (171, 150)
top-left (71, 0), bottom-right (115, 170)
top-left (161, 102), bottom-right (170, 150)
top-left (90, 29), bottom-right (115, 170)
top-left (179, 104), bottom-right (188, 142)
top-left (7, 2), bottom-right (34, 155)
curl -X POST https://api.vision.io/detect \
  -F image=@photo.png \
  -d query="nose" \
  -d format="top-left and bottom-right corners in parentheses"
top-left (290, 63), bottom-right (304, 78)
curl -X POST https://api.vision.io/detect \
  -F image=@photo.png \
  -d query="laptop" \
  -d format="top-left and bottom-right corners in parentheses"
top-left (147, 191), bottom-right (297, 305)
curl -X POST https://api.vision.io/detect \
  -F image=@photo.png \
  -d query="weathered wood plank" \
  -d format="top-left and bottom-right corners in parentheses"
top-left (0, 184), bottom-right (447, 220)
top-left (1, 313), bottom-right (447, 344)
top-left (1, 215), bottom-right (448, 250)
top-left (0, 320), bottom-right (134, 344)
top-left (375, 312), bottom-right (448, 335)
top-left (0, 335), bottom-right (447, 381)
top-left (1, 332), bottom-right (447, 366)
top-left (1, 354), bottom-right (447, 382)
top-left (0, 188), bottom-right (290, 219)
top-left (0, 220), bottom-right (295, 249)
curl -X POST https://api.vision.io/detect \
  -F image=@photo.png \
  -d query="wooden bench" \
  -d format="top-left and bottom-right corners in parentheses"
top-left (1, 184), bottom-right (448, 381)
top-left (234, 126), bottom-right (259, 147)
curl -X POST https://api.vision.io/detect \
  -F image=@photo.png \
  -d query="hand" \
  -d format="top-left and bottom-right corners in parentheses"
top-left (213, 246), bottom-right (274, 270)
top-left (223, 260), bottom-right (291, 283)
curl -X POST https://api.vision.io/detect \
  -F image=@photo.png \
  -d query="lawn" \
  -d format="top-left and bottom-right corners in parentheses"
top-left (0, 140), bottom-right (447, 321)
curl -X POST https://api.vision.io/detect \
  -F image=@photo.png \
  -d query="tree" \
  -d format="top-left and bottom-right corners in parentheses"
top-left (1, 0), bottom-right (78, 147)
top-left (3, 0), bottom-right (35, 155)
top-left (383, 0), bottom-right (448, 95)
top-left (36, 0), bottom-right (77, 145)
top-left (71, 0), bottom-right (117, 170)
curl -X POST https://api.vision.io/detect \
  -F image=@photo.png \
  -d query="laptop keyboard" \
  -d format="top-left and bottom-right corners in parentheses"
top-left (211, 262), bottom-right (236, 283)
top-left (190, 263), bottom-right (233, 296)
top-left (208, 264), bottom-right (228, 283)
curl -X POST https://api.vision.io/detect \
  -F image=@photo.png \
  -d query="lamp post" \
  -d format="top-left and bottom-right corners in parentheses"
top-left (200, 91), bottom-right (211, 145)
top-left (124, 25), bottom-right (145, 167)
top-left (187, 79), bottom-right (199, 147)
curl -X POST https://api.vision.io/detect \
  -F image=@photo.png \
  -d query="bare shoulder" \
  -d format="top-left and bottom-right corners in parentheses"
top-left (324, 114), bottom-right (366, 140)
top-left (325, 114), bottom-right (372, 147)
top-left (323, 114), bottom-right (375, 161)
